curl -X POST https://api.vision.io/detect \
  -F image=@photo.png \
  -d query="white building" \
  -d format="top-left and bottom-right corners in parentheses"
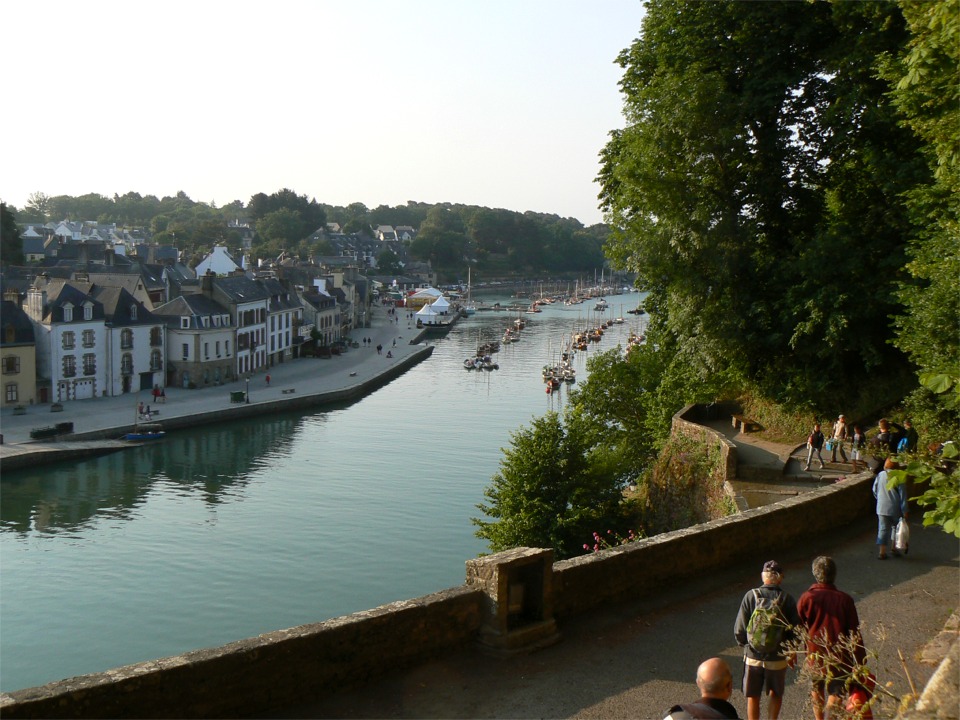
top-left (26, 283), bottom-right (108, 402)
top-left (195, 246), bottom-right (243, 276)
top-left (95, 286), bottom-right (164, 396)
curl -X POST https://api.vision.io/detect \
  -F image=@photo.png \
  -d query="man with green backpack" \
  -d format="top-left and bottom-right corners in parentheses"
top-left (733, 560), bottom-right (801, 720)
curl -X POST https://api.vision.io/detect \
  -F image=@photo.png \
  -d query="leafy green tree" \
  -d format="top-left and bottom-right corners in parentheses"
top-left (599, 0), bottom-right (925, 411)
top-left (256, 208), bottom-right (306, 247)
top-left (248, 189), bottom-right (326, 240)
top-left (376, 248), bottom-right (403, 275)
top-left (892, 440), bottom-right (959, 538)
top-left (882, 0), bottom-right (960, 419)
top-left (1, 203), bottom-right (24, 266)
top-left (22, 192), bottom-right (51, 222)
top-left (473, 411), bottom-right (623, 559)
top-left (46, 193), bottom-right (113, 222)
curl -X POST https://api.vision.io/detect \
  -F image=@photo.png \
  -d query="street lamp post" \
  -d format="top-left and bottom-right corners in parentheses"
top-left (245, 375), bottom-right (250, 404)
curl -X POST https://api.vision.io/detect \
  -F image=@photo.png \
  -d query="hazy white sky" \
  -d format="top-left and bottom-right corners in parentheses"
top-left (2, 1), bottom-right (644, 226)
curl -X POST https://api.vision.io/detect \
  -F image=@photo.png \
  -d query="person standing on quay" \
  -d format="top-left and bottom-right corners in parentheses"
top-left (873, 458), bottom-right (908, 559)
top-left (804, 423), bottom-right (825, 471)
top-left (830, 414), bottom-right (848, 463)
top-left (734, 560), bottom-right (800, 720)
top-left (797, 556), bottom-right (865, 720)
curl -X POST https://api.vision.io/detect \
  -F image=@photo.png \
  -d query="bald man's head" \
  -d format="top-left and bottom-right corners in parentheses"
top-left (695, 657), bottom-right (733, 699)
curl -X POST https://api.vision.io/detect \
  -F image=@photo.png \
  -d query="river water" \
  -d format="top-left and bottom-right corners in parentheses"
top-left (0, 293), bottom-right (644, 692)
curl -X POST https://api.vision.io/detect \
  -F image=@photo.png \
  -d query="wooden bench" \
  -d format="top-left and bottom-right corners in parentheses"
top-left (732, 414), bottom-right (760, 433)
top-left (282, 388), bottom-right (296, 395)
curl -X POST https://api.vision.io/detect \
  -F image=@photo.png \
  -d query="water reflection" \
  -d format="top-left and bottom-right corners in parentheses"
top-left (0, 413), bottom-right (320, 535)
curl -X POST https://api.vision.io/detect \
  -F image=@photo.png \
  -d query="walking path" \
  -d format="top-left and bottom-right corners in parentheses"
top-left (272, 426), bottom-right (959, 719)
top-left (0, 305), bottom-right (431, 460)
top-left (277, 515), bottom-right (958, 719)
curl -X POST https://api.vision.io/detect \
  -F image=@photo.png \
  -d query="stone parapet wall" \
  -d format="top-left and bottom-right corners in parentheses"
top-left (672, 402), bottom-right (739, 483)
top-left (1, 585), bottom-right (483, 719)
top-left (551, 471), bottom-right (873, 619)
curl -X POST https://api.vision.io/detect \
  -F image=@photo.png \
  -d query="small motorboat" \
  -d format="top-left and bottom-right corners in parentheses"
top-left (123, 423), bottom-right (165, 441)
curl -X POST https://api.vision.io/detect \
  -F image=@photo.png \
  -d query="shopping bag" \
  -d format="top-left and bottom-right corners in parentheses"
top-left (895, 519), bottom-right (910, 552)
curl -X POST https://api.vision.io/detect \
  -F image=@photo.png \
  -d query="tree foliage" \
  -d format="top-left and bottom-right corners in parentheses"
top-left (472, 411), bottom-right (624, 559)
top-left (599, 0), bottom-right (927, 411)
top-left (1, 203), bottom-right (24, 267)
top-left (882, 0), bottom-right (960, 423)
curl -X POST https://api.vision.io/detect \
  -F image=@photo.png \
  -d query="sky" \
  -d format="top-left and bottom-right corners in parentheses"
top-left (2, 1), bottom-right (645, 226)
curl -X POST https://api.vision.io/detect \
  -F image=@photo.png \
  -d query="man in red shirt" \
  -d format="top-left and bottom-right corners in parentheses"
top-left (796, 556), bottom-right (865, 720)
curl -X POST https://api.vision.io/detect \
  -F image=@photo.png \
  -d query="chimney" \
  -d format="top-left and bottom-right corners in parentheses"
top-left (202, 271), bottom-right (214, 295)
top-left (3, 289), bottom-right (21, 308)
top-left (26, 287), bottom-right (47, 321)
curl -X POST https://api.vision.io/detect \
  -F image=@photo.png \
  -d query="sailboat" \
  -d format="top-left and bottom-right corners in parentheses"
top-left (123, 402), bottom-right (166, 441)
top-left (463, 268), bottom-right (476, 316)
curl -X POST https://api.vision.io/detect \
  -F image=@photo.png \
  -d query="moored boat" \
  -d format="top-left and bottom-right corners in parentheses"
top-left (123, 423), bottom-right (165, 441)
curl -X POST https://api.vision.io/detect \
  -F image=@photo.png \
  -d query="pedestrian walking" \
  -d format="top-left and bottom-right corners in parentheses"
top-left (873, 458), bottom-right (908, 559)
top-left (797, 556), bottom-right (865, 720)
top-left (377, 344), bottom-right (382, 355)
top-left (266, 374), bottom-right (271, 387)
top-left (804, 423), bottom-right (825, 471)
top-left (830, 414), bottom-right (848, 463)
top-left (734, 560), bottom-right (800, 720)
top-left (850, 424), bottom-right (866, 473)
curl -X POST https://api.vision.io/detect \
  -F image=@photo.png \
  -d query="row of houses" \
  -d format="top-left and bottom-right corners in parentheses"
top-left (0, 246), bottom-right (369, 408)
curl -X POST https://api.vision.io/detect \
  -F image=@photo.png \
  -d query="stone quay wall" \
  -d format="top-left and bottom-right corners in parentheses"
top-left (0, 404), bottom-right (875, 719)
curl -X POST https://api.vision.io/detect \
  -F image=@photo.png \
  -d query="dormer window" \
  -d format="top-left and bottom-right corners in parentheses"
top-left (83, 303), bottom-right (93, 321)
top-left (181, 317), bottom-right (190, 329)
top-left (63, 303), bottom-right (74, 322)
top-left (130, 304), bottom-right (138, 321)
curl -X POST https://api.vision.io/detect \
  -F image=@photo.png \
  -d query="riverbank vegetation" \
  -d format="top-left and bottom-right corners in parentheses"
top-left (475, 0), bottom-right (958, 555)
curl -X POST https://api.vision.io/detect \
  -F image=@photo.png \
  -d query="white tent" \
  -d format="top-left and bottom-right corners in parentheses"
top-left (430, 295), bottom-right (451, 314)
top-left (416, 304), bottom-right (442, 325)
top-left (409, 287), bottom-right (443, 300)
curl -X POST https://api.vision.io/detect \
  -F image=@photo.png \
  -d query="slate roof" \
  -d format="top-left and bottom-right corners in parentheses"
top-left (152, 294), bottom-right (232, 329)
top-left (45, 283), bottom-right (105, 323)
top-left (92, 286), bottom-right (157, 326)
top-left (0, 300), bottom-right (35, 345)
top-left (214, 275), bottom-right (271, 303)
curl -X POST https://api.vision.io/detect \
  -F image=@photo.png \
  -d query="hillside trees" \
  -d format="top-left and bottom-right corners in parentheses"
top-left (883, 0), bottom-right (960, 429)
top-left (599, 0), bottom-right (928, 412)
top-left (21, 192), bottom-right (51, 222)
top-left (9, 187), bottom-right (611, 278)
top-left (1, 203), bottom-right (24, 266)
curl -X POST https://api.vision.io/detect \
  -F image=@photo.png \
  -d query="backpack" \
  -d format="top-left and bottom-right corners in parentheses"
top-left (665, 703), bottom-right (730, 720)
top-left (747, 589), bottom-right (787, 655)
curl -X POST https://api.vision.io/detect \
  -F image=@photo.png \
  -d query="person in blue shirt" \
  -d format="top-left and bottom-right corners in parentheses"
top-left (872, 457), bottom-right (909, 559)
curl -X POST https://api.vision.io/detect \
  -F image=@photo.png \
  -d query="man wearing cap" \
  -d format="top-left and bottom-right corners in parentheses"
top-left (830, 414), bottom-right (848, 463)
top-left (734, 561), bottom-right (800, 720)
